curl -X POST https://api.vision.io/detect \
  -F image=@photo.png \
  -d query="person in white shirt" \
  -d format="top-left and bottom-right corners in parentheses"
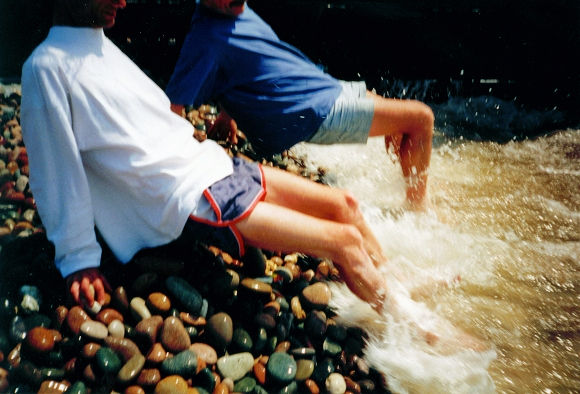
top-left (20, 0), bottom-right (391, 313)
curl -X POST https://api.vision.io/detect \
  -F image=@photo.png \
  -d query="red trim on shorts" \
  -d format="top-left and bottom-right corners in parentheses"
top-left (228, 224), bottom-right (246, 256)
top-left (187, 163), bottom-right (267, 257)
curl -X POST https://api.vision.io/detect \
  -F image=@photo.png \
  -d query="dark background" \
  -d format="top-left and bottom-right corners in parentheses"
top-left (1, 0), bottom-right (579, 127)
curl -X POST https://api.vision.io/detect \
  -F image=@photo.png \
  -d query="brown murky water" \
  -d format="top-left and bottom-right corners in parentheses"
top-left (294, 129), bottom-right (579, 393)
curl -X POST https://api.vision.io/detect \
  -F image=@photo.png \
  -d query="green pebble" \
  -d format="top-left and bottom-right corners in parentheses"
top-left (231, 327), bottom-right (253, 353)
top-left (95, 347), bottom-right (122, 375)
top-left (233, 376), bottom-right (256, 392)
top-left (322, 337), bottom-right (342, 357)
top-left (266, 335), bottom-right (278, 354)
top-left (64, 381), bottom-right (88, 394)
top-left (295, 359), bottom-right (315, 381)
top-left (117, 354), bottom-right (146, 385)
top-left (266, 352), bottom-right (297, 385)
top-left (326, 324), bottom-right (347, 342)
top-left (253, 385), bottom-right (269, 394)
top-left (160, 349), bottom-right (197, 378)
top-left (311, 357), bottom-right (335, 383)
top-left (165, 276), bottom-right (203, 315)
top-left (40, 367), bottom-right (66, 380)
top-left (193, 367), bottom-right (215, 392)
top-left (253, 327), bottom-right (268, 354)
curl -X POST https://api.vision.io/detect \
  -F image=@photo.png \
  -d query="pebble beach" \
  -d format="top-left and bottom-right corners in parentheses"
top-left (0, 84), bottom-right (391, 394)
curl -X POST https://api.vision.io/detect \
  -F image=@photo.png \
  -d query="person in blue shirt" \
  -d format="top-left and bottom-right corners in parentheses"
top-left (167, 0), bottom-right (435, 211)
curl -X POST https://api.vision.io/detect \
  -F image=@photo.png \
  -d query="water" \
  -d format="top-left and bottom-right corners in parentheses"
top-left (291, 126), bottom-right (579, 393)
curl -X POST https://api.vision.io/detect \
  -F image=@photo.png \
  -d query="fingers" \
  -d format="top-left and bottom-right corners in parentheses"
top-left (92, 277), bottom-right (107, 305)
top-left (69, 279), bottom-right (81, 305)
top-left (66, 268), bottom-right (111, 309)
top-left (80, 276), bottom-right (95, 307)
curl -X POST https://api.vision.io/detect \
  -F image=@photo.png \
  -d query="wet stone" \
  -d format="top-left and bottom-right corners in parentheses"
top-left (301, 282), bottom-right (331, 311)
top-left (295, 359), bottom-right (315, 381)
top-left (136, 367), bottom-right (161, 388)
top-left (104, 337), bottom-right (142, 362)
top-left (291, 296), bottom-right (306, 320)
top-left (40, 366), bottom-right (66, 381)
top-left (165, 276), bottom-right (203, 316)
top-left (274, 266), bottom-right (294, 286)
top-left (53, 306), bottom-right (68, 331)
top-left (216, 352), bottom-right (254, 381)
top-left (154, 375), bottom-right (189, 394)
top-left (96, 308), bottom-right (124, 325)
top-left (229, 327), bottom-right (252, 353)
top-left (189, 342), bottom-right (218, 365)
top-left (290, 347), bottom-right (316, 359)
top-left (112, 287), bottom-right (130, 313)
top-left (233, 376), bottom-right (256, 393)
top-left (146, 292), bottom-right (171, 315)
top-left (108, 319), bottom-right (125, 338)
top-left (9, 315), bottom-right (28, 343)
top-left (322, 338), bottom-right (342, 357)
top-left (131, 272), bottom-right (160, 296)
top-left (80, 320), bottom-right (108, 341)
top-left (66, 306), bottom-right (90, 335)
top-left (64, 380), bottom-right (87, 394)
top-left (192, 367), bottom-right (214, 392)
top-left (125, 385), bottom-right (146, 394)
top-left (304, 378), bottom-right (320, 394)
top-left (243, 247), bottom-right (267, 277)
top-left (254, 312), bottom-right (276, 330)
top-left (25, 327), bottom-right (60, 353)
top-left (240, 278), bottom-right (272, 300)
top-left (95, 346), bottom-right (122, 375)
top-left (326, 323), bottom-right (347, 343)
top-left (130, 297), bottom-right (152, 322)
top-left (311, 357), bottom-right (335, 384)
top-left (117, 353), bottom-right (146, 385)
top-left (253, 361), bottom-right (267, 385)
top-left (304, 310), bottom-right (327, 340)
top-left (146, 342), bottom-right (167, 364)
top-left (160, 349), bottom-right (197, 378)
top-left (266, 351), bottom-right (297, 385)
top-left (326, 372), bottom-right (346, 394)
top-left (37, 380), bottom-right (69, 393)
top-left (81, 342), bottom-right (101, 359)
top-left (206, 312), bottom-right (233, 352)
top-left (160, 316), bottom-right (191, 353)
top-left (344, 376), bottom-right (361, 394)
top-left (253, 327), bottom-right (268, 354)
top-left (135, 315), bottom-right (163, 347)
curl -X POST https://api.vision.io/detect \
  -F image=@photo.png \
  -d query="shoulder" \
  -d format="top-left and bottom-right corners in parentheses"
top-left (23, 41), bottom-right (64, 77)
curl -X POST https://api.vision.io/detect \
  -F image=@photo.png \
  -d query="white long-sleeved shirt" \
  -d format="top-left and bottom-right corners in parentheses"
top-left (20, 26), bottom-right (233, 278)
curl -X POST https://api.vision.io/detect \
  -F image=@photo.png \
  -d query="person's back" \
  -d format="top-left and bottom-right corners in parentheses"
top-left (21, 6), bottom-right (233, 278)
top-left (168, 0), bottom-right (435, 211)
top-left (165, 4), bottom-right (342, 154)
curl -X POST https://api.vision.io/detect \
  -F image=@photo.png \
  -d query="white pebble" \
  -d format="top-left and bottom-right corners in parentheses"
top-left (325, 372), bottom-right (346, 394)
top-left (108, 319), bottom-right (125, 338)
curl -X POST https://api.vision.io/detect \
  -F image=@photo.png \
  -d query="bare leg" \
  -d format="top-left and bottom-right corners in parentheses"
top-left (235, 200), bottom-right (386, 310)
top-left (261, 165), bottom-right (387, 266)
top-left (366, 92), bottom-right (434, 210)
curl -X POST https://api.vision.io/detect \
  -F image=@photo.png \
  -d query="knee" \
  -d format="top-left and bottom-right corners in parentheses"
top-left (333, 190), bottom-right (362, 223)
top-left (413, 100), bottom-right (434, 135)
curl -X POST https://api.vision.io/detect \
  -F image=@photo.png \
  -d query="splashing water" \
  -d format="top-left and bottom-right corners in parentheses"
top-left (291, 128), bottom-right (580, 393)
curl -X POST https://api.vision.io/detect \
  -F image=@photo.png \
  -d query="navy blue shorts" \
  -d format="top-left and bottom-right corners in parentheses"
top-left (184, 157), bottom-right (266, 257)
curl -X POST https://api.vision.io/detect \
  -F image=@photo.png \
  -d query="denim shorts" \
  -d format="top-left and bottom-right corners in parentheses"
top-left (308, 80), bottom-right (375, 144)
top-left (185, 157), bottom-right (266, 257)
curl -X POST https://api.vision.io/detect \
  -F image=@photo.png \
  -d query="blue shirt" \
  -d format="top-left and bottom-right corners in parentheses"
top-left (166, 5), bottom-right (342, 155)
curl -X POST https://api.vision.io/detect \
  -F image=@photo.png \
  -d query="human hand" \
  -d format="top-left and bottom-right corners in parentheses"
top-left (208, 111), bottom-right (238, 145)
top-left (66, 268), bottom-right (111, 310)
